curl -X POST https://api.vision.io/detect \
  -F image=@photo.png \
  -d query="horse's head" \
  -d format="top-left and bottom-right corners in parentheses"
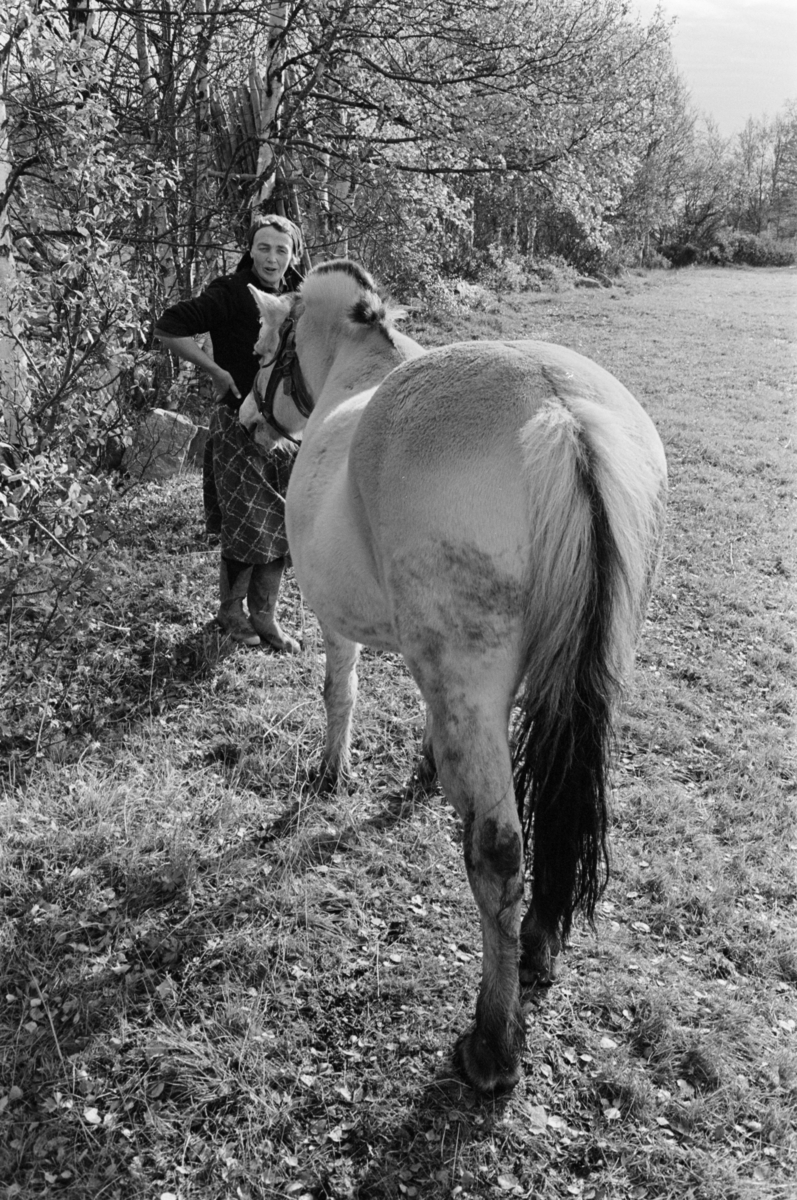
top-left (251, 287), bottom-right (292, 361)
top-left (239, 287), bottom-right (309, 449)
top-left (291, 261), bottom-right (418, 401)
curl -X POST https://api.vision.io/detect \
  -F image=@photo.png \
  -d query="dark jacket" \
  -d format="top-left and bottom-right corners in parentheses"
top-left (154, 268), bottom-right (279, 403)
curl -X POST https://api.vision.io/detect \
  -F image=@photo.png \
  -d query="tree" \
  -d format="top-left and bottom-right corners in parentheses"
top-left (654, 117), bottom-right (732, 252)
top-left (730, 116), bottom-right (774, 234)
top-left (770, 102), bottom-right (797, 237)
top-left (0, 3), bottom-right (34, 447)
top-left (614, 57), bottom-right (694, 263)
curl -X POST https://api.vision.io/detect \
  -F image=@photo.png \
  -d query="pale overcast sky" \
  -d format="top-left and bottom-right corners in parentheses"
top-left (632, 0), bottom-right (797, 134)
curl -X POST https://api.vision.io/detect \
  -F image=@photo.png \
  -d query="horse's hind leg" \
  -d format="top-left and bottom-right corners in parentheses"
top-left (429, 705), bottom-right (525, 1094)
top-left (519, 906), bottom-right (563, 986)
top-left (317, 628), bottom-right (360, 791)
top-left (407, 707), bottom-right (437, 796)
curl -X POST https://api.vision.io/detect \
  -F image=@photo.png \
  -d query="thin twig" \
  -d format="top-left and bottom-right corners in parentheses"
top-left (33, 641), bottom-right (68, 756)
top-left (28, 515), bottom-right (83, 562)
top-left (148, 624), bottom-right (159, 711)
top-left (30, 974), bottom-right (68, 1078)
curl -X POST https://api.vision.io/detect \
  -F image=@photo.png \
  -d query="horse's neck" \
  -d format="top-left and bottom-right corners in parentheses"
top-left (316, 336), bottom-right (412, 412)
top-left (391, 329), bottom-right (425, 361)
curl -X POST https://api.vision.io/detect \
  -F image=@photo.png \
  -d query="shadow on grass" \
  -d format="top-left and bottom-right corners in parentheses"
top-left (354, 1065), bottom-right (533, 1199)
top-left (248, 777), bottom-right (444, 870)
top-left (1, 618), bottom-right (242, 777)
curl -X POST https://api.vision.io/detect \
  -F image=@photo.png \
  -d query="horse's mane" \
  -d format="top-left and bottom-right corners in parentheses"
top-left (301, 260), bottom-right (400, 344)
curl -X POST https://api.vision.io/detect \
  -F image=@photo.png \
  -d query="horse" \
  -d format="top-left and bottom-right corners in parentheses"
top-left (239, 261), bottom-right (667, 1095)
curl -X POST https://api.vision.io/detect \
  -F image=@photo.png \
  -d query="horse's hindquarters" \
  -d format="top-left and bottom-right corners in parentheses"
top-left (281, 290), bottom-right (666, 1094)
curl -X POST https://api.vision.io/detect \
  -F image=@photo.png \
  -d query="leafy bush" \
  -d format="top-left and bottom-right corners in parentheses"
top-left (659, 242), bottom-right (701, 268)
top-left (705, 229), bottom-right (796, 267)
top-left (662, 228), bottom-right (796, 268)
top-left (1, 28), bottom-right (174, 644)
top-left (475, 245), bottom-right (545, 293)
top-left (528, 255), bottom-right (580, 291)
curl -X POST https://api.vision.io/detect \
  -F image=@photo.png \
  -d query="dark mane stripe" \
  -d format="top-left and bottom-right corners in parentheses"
top-left (311, 259), bottom-right (377, 293)
top-left (351, 295), bottom-right (388, 327)
top-left (308, 259), bottom-right (395, 342)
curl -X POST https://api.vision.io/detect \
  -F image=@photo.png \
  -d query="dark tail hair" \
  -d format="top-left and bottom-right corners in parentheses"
top-left (512, 397), bottom-right (663, 939)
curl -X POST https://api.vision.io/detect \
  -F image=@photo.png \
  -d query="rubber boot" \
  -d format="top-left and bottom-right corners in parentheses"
top-left (216, 558), bottom-right (260, 646)
top-left (247, 559), bottom-right (300, 653)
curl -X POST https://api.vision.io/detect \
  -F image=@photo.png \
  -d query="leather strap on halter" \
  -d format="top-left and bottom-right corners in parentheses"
top-left (254, 317), bottom-right (314, 445)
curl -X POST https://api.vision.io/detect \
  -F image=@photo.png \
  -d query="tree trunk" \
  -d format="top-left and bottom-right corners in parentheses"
top-left (135, 0), bottom-right (178, 298)
top-left (191, 0), bottom-right (220, 277)
top-left (0, 84), bottom-right (28, 444)
top-left (251, 2), bottom-right (288, 210)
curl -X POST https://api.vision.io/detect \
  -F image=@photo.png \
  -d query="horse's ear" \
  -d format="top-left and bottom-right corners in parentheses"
top-left (248, 284), bottom-right (292, 324)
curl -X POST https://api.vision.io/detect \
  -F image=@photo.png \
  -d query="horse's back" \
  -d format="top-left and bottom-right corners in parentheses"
top-left (349, 339), bottom-right (663, 564)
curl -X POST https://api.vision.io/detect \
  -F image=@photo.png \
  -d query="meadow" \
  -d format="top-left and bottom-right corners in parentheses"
top-left (1, 266), bottom-right (795, 1200)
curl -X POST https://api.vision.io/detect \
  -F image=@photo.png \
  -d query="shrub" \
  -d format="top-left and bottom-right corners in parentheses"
top-left (683, 229), bottom-right (796, 268)
top-left (660, 242), bottom-right (701, 268)
top-left (727, 232), bottom-right (795, 267)
top-left (528, 255), bottom-right (580, 291)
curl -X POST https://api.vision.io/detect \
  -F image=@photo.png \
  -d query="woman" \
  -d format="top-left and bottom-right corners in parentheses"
top-left (154, 215), bottom-right (304, 651)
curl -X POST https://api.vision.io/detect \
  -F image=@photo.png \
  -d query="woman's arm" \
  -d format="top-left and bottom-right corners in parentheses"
top-left (154, 332), bottom-right (241, 401)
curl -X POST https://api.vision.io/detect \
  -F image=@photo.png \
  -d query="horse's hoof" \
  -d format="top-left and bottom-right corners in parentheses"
top-left (309, 760), bottom-right (352, 794)
top-left (519, 942), bottom-right (563, 987)
top-left (453, 1028), bottom-right (522, 1096)
top-left (309, 766), bottom-right (338, 794)
top-left (404, 756), bottom-right (438, 800)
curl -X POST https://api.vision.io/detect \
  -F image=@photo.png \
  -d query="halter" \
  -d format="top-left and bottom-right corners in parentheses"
top-left (253, 316), bottom-right (315, 445)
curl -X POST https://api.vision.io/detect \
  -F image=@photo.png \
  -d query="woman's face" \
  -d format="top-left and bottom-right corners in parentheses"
top-left (250, 226), bottom-right (294, 288)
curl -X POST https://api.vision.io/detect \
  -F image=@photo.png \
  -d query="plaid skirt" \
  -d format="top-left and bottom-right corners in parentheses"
top-left (203, 405), bottom-right (298, 564)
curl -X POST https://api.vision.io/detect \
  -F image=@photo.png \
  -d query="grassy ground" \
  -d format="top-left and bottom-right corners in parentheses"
top-left (1, 267), bottom-right (795, 1200)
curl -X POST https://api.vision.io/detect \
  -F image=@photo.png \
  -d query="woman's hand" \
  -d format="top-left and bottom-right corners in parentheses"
top-left (210, 367), bottom-right (241, 401)
top-left (154, 334), bottom-right (242, 402)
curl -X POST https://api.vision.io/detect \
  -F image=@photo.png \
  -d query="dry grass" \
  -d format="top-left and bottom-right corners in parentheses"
top-left (1, 267), bottom-right (795, 1199)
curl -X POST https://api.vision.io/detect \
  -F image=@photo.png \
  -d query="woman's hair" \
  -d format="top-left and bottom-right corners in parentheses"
top-left (247, 213), bottom-right (303, 263)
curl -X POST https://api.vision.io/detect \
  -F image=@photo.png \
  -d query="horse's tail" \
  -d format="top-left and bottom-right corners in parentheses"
top-left (513, 396), bottom-right (664, 939)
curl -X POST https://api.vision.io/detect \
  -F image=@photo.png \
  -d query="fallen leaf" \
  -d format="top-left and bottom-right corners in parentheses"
top-left (527, 1104), bottom-right (548, 1132)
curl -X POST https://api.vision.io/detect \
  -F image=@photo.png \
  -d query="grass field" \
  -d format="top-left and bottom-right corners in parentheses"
top-left (1, 266), bottom-right (795, 1200)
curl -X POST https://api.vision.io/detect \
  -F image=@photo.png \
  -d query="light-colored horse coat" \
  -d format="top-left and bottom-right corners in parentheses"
top-left (241, 262), bottom-right (667, 1094)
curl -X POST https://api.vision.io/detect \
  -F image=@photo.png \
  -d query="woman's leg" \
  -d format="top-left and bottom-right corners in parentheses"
top-left (247, 558), bottom-right (300, 653)
top-left (217, 557), bottom-right (260, 646)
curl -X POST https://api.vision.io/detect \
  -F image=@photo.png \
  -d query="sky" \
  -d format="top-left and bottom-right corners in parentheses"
top-left (632, 0), bottom-right (797, 135)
